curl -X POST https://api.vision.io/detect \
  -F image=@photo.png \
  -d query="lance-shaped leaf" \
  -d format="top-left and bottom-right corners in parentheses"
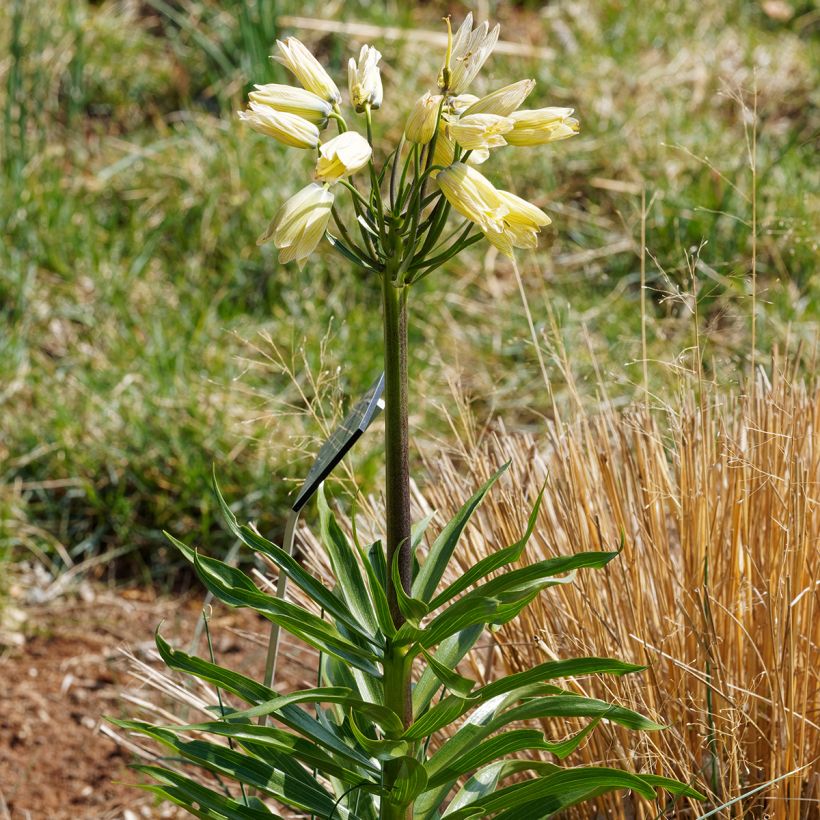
top-left (386, 756), bottom-right (429, 809)
top-left (413, 624), bottom-right (484, 716)
top-left (225, 686), bottom-right (405, 735)
top-left (419, 589), bottom-right (540, 648)
top-left (403, 693), bottom-right (479, 741)
top-left (318, 484), bottom-right (379, 636)
top-left (426, 722), bottom-right (600, 790)
top-left (437, 760), bottom-right (558, 819)
top-left (419, 647), bottom-right (476, 698)
top-left (485, 694), bottom-right (665, 734)
top-left (177, 544), bottom-right (382, 676)
top-left (443, 766), bottom-right (659, 820)
top-left (212, 481), bottom-right (371, 641)
top-left (349, 710), bottom-right (410, 760)
top-left (420, 685), bottom-right (566, 778)
top-left (474, 656), bottom-right (645, 701)
top-left (133, 765), bottom-right (283, 820)
top-left (113, 720), bottom-right (354, 819)
top-left (172, 721), bottom-right (376, 785)
top-left (392, 547), bottom-right (430, 622)
top-left (412, 464), bottom-right (509, 603)
top-left (420, 552), bottom-right (618, 647)
top-left (353, 538), bottom-right (396, 639)
top-left (428, 484), bottom-right (543, 609)
top-left (154, 632), bottom-right (376, 770)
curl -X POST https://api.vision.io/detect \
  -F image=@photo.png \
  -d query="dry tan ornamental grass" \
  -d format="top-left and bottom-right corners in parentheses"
top-left (384, 364), bottom-right (817, 818)
top-left (121, 365), bottom-right (817, 817)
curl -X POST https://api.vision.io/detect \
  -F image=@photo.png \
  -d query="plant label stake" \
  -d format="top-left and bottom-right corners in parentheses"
top-left (262, 372), bottom-right (385, 695)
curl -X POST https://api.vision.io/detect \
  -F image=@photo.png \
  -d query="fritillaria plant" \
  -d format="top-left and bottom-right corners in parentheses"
top-left (115, 15), bottom-right (702, 820)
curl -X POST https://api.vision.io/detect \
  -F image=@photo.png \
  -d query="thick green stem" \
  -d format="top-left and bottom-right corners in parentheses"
top-left (380, 264), bottom-right (414, 820)
top-left (382, 268), bottom-right (412, 623)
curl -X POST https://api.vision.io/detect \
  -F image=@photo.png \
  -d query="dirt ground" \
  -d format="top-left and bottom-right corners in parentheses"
top-left (0, 581), bottom-right (303, 819)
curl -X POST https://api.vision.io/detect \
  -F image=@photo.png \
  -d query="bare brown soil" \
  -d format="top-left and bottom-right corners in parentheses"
top-left (0, 586), bottom-right (277, 819)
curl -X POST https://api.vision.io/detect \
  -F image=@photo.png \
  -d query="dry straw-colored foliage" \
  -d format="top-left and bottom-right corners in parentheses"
top-left (388, 358), bottom-right (818, 818)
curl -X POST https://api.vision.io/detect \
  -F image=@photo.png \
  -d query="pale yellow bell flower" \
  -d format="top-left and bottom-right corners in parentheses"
top-left (237, 101), bottom-right (320, 149)
top-left (437, 163), bottom-right (550, 257)
top-left (448, 113), bottom-right (513, 151)
top-left (484, 190), bottom-right (551, 255)
top-left (438, 13), bottom-right (500, 95)
top-left (463, 79), bottom-right (535, 117)
top-left (315, 131), bottom-right (372, 183)
top-left (431, 122), bottom-right (489, 172)
top-left (505, 107), bottom-right (580, 146)
top-left (431, 124), bottom-right (455, 169)
top-left (404, 93), bottom-right (442, 144)
top-left (448, 94), bottom-right (480, 115)
top-left (348, 45), bottom-right (383, 112)
top-left (436, 163), bottom-right (507, 234)
top-left (273, 37), bottom-right (341, 104)
top-left (248, 84), bottom-right (332, 126)
top-left (258, 182), bottom-right (334, 268)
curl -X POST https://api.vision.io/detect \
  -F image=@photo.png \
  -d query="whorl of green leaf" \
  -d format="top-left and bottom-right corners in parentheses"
top-left (116, 472), bottom-right (702, 820)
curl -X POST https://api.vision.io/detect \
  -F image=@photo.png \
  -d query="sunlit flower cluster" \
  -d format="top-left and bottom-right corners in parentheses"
top-left (238, 13), bottom-right (579, 272)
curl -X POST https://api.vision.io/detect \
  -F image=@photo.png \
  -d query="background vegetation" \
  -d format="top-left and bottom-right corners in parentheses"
top-left (1, 0), bottom-right (817, 587)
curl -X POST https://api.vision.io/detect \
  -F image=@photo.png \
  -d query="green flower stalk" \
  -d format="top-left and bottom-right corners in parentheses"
top-left (118, 15), bottom-right (704, 820)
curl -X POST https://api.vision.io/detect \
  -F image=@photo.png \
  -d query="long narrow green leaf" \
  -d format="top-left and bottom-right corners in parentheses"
top-left (424, 759), bottom-right (560, 820)
top-left (420, 590), bottom-right (541, 648)
top-left (153, 632), bottom-right (376, 770)
top-left (487, 694), bottom-right (664, 734)
top-left (442, 761), bottom-right (561, 819)
top-left (475, 657), bottom-right (645, 700)
top-left (444, 767), bottom-right (658, 820)
top-left (428, 485), bottom-right (544, 609)
top-left (433, 551), bottom-right (617, 617)
top-left (420, 552), bottom-right (619, 647)
top-left (639, 774), bottom-right (706, 800)
top-left (426, 723), bottom-right (600, 789)
top-left (349, 710), bottom-right (409, 760)
top-left (403, 693), bottom-right (478, 741)
top-left (412, 464), bottom-right (509, 603)
top-left (392, 547), bottom-right (429, 622)
top-left (114, 721), bottom-right (354, 819)
top-left (213, 479), bottom-right (377, 642)
top-left (413, 624), bottom-right (484, 716)
top-left (386, 756), bottom-right (429, 809)
top-left (318, 485), bottom-right (379, 636)
top-left (134, 765), bottom-right (282, 819)
top-left (225, 686), bottom-right (405, 735)
top-left (419, 647), bottom-right (476, 698)
top-left (173, 721), bottom-right (375, 784)
top-left (354, 539), bottom-right (396, 639)
top-left (179, 546), bottom-right (382, 676)
top-left (420, 685), bottom-right (565, 778)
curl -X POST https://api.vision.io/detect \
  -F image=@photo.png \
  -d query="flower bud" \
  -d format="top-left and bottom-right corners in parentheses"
top-left (237, 101), bottom-right (320, 149)
top-left (463, 79), bottom-right (535, 117)
top-left (448, 113), bottom-right (513, 151)
top-left (315, 131), bottom-right (372, 183)
top-left (257, 183), bottom-right (334, 269)
top-left (404, 93), bottom-right (442, 144)
top-left (273, 37), bottom-right (341, 103)
top-left (348, 45), bottom-right (383, 112)
top-left (248, 84), bottom-right (332, 126)
top-left (505, 107), bottom-right (580, 146)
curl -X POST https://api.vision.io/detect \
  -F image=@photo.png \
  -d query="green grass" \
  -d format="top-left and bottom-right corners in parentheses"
top-left (1, 0), bottom-right (817, 583)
